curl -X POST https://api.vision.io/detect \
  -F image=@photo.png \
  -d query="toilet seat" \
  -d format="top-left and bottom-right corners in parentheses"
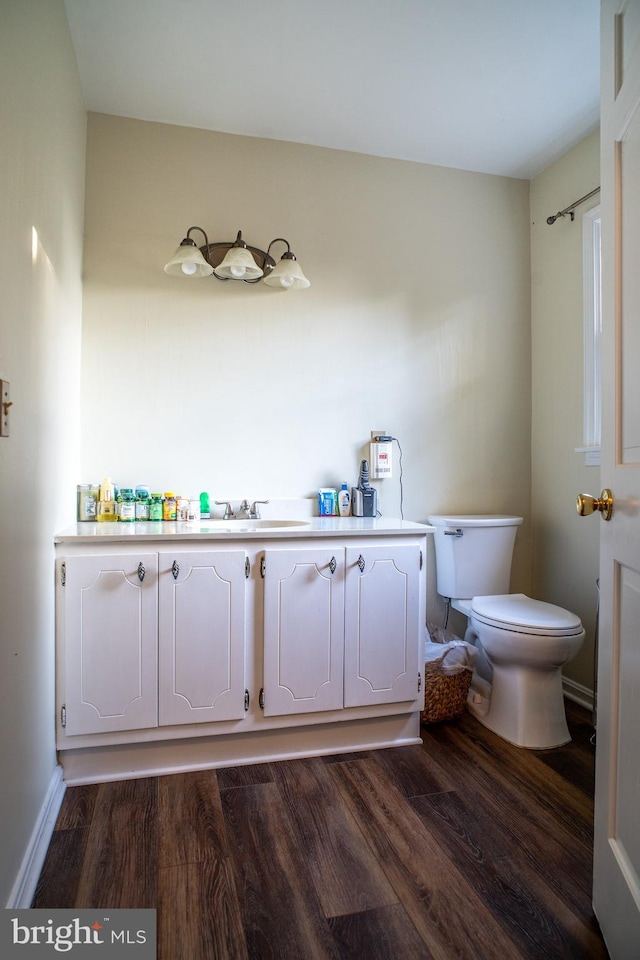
top-left (470, 593), bottom-right (583, 637)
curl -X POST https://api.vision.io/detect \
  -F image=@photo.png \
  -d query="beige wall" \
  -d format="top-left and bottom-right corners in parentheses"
top-left (531, 130), bottom-right (600, 695)
top-left (0, 1), bottom-right (86, 904)
top-left (81, 114), bottom-right (533, 613)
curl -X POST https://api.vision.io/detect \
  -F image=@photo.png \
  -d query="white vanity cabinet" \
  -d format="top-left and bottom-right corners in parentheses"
top-left (262, 547), bottom-right (345, 716)
top-left (55, 517), bottom-right (430, 784)
top-left (261, 542), bottom-right (421, 717)
top-left (343, 544), bottom-right (421, 708)
top-left (158, 550), bottom-right (247, 726)
top-left (60, 549), bottom-right (247, 736)
top-left (61, 553), bottom-right (159, 736)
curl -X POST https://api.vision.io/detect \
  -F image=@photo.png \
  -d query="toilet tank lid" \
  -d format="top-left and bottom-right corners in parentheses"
top-left (471, 593), bottom-right (583, 634)
top-left (427, 514), bottom-right (523, 527)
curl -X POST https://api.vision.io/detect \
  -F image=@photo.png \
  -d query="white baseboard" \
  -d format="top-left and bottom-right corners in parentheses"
top-left (563, 676), bottom-right (595, 713)
top-left (59, 714), bottom-right (421, 785)
top-left (5, 765), bottom-right (66, 909)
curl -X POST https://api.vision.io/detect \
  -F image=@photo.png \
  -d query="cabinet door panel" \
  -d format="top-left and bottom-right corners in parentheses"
top-left (63, 554), bottom-right (158, 735)
top-left (263, 548), bottom-right (344, 716)
top-left (158, 551), bottom-right (246, 725)
top-left (344, 545), bottom-right (421, 707)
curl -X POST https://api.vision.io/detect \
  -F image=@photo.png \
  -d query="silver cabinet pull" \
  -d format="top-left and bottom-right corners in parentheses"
top-left (357, 554), bottom-right (365, 572)
top-left (329, 556), bottom-right (337, 574)
top-left (172, 560), bottom-right (179, 580)
top-left (137, 562), bottom-right (146, 582)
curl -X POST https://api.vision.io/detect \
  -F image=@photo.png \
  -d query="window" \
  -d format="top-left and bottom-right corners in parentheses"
top-left (577, 204), bottom-right (601, 466)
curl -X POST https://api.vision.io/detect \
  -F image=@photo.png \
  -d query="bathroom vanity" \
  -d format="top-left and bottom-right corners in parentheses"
top-left (54, 517), bottom-right (430, 784)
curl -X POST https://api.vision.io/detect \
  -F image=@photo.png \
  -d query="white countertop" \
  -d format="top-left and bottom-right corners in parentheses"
top-left (55, 517), bottom-right (434, 544)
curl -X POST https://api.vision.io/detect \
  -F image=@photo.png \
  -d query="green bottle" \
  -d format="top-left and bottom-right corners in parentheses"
top-left (119, 488), bottom-right (136, 522)
top-left (149, 493), bottom-right (163, 521)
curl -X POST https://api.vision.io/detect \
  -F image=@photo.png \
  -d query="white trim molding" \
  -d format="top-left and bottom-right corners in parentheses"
top-left (563, 676), bottom-right (595, 713)
top-left (5, 766), bottom-right (66, 909)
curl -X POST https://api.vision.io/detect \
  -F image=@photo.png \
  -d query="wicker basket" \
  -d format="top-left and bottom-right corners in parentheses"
top-left (420, 653), bottom-right (472, 724)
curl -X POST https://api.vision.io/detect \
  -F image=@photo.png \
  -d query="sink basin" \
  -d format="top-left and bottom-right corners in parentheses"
top-left (199, 519), bottom-right (311, 532)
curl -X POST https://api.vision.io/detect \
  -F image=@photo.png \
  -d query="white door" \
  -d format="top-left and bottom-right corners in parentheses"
top-left (62, 553), bottom-right (158, 736)
top-left (344, 544), bottom-right (422, 708)
top-left (262, 548), bottom-right (344, 716)
top-left (158, 550), bottom-right (247, 725)
top-left (592, 3), bottom-right (640, 954)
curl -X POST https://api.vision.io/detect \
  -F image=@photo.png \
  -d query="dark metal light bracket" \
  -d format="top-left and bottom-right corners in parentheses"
top-left (200, 238), bottom-right (276, 283)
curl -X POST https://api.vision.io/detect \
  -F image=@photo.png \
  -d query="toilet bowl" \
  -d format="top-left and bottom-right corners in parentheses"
top-left (464, 594), bottom-right (585, 749)
top-left (428, 515), bottom-right (585, 750)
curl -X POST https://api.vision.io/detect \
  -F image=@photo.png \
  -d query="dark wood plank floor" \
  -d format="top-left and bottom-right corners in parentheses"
top-left (33, 701), bottom-right (608, 959)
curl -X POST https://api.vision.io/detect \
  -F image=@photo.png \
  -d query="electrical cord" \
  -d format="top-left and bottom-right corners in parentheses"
top-left (390, 436), bottom-right (404, 519)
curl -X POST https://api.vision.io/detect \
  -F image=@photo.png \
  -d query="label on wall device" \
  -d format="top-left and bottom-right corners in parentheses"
top-left (370, 440), bottom-right (392, 479)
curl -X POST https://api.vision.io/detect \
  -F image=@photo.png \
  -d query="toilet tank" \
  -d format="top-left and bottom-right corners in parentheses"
top-left (427, 515), bottom-right (523, 599)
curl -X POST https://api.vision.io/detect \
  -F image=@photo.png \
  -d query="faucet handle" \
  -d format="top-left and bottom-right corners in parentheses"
top-left (250, 499), bottom-right (270, 519)
top-left (215, 500), bottom-right (235, 520)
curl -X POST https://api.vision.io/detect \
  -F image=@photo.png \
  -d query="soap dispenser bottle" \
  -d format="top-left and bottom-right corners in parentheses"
top-left (338, 483), bottom-right (351, 517)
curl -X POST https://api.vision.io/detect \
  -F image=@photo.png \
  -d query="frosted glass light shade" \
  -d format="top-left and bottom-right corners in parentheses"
top-left (164, 243), bottom-right (214, 277)
top-left (215, 245), bottom-right (263, 280)
top-left (263, 256), bottom-right (310, 289)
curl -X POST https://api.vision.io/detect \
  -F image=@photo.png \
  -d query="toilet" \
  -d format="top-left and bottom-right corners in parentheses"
top-left (427, 514), bottom-right (585, 749)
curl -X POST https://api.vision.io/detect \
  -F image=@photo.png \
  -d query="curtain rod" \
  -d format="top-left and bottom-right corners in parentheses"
top-left (546, 186), bottom-right (600, 224)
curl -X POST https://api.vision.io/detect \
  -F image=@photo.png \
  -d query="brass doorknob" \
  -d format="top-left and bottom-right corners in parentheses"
top-left (576, 489), bottom-right (613, 521)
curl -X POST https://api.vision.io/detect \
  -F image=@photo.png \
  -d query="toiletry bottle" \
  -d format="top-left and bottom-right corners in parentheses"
top-left (96, 477), bottom-right (117, 522)
top-left (135, 490), bottom-right (150, 521)
top-left (77, 484), bottom-right (98, 521)
top-left (338, 483), bottom-right (351, 517)
top-left (200, 492), bottom-right (211, 520)
top-left (135, 484), bottom-right (150, 519)
top-left (149, 493), bottom-right (163, 521)
top-left (163, 492), bottom-right (177, 521)
top-left (119, 488), bottom-right (136, 522)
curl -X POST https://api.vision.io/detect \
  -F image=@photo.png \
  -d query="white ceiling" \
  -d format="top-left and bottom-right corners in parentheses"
top-left (63, 0), bottom-right (600, 180)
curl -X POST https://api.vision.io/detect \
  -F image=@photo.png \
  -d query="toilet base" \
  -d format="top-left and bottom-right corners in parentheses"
top-left (466, 670), bottom-right (571, 750)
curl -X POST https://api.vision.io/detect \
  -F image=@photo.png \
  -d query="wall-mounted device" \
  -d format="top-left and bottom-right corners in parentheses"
top-left (370, 432), bottom-right (393, 479)
top-left (352, 459), bottom-right (377, 517)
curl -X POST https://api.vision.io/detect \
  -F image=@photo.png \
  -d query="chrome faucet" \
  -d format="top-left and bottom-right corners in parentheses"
top-left (237, 499), bottom-right (270, 519)
top-left (214, 499), bottom-right (270, 520)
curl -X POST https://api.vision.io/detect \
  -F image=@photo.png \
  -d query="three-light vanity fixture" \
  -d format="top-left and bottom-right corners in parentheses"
top-left (164, 226), bottom-right (310, 288)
